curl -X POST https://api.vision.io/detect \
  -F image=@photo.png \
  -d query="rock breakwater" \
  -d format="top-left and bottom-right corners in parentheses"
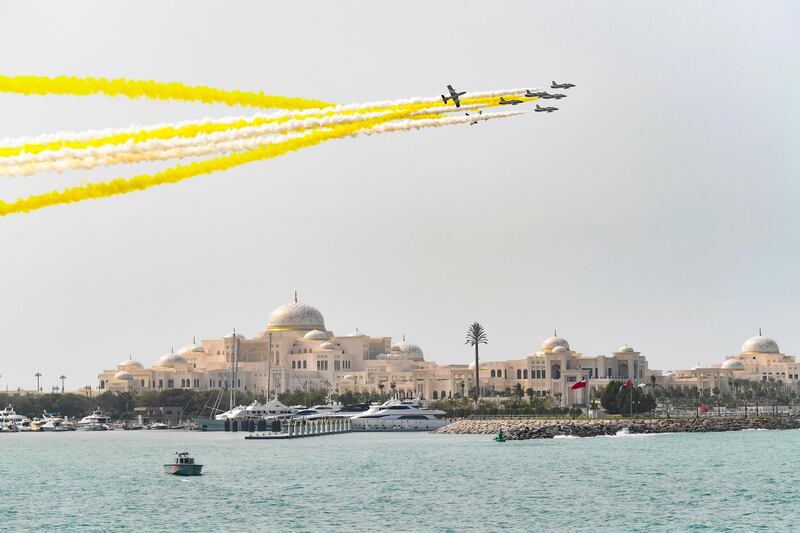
top-left (435, 417), bottom-right (800, 439)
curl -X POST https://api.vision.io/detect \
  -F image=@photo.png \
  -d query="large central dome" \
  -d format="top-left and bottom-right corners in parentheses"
top-left (267, 295), bottom-right (325, 332)
top-left (741, 334), bottom-right (779, 354)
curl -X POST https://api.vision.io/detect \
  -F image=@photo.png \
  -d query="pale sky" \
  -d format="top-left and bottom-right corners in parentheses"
top-left (1, 1), bottom-right (799, 391)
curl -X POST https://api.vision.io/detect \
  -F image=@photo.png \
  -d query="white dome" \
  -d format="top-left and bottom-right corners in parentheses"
top-left (541, 336), bottom-right (570, 352)
top-left (117, 359), bottom-right (144, 370)
top-left (468, 362), bottom-right (476, 369)
top-left (267, 298), bottom-right (325, 332)
top-left (722, 359), bottom-right (745, 370)
top-left (157, 353), bottom-right (187, 367)
top-left (304, 330), bottom-right (329, 340)
top-left (690, 366), bottom-right (701, 371)
top-left (319, 341), bottom-right (337, 350)
top-left (223, 331), bottom-right (246, 340)
top-left (741, 335), bottom-right (779, 354)
top-left (618, 345), bottom-right (634, 353)
top-left (114, 371), bottom-right (134, 380)
top-left (552, 346), bottom-right (568, 353)
top-left (375, 353), bottom-right (389, 360)
top-left (342, 375), bottom-right (355, 380)
top-left (390, 340), bottom-right (424, 357)
top-left (178, 343), bottom-right (205, 355)
top-left (349, 329), bottom-right (364, 337)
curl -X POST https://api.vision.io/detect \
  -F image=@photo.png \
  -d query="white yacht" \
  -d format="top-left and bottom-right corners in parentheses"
top-left (195, 398), bottom-right (296, 431)
top-left (79, 408), bottom-right (111, 430)
top-left (31, 411), bottom-right (71, 432)
top-left (350, 397), bottom-right (448, 431)
top-left (0, 405), bottom-right (30, 431)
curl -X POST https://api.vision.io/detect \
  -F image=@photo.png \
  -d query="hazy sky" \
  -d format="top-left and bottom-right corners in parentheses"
top-left (1, 1), bottom-right (799, 391)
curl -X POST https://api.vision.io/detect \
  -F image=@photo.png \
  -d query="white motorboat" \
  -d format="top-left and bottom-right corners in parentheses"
top-left (31, 411), bottom-right (71, 432)
top-left (350, 396), bottom-right (447, 431)
top-left (0, 404), bottom-right (30, 431)
top-left (79, 408), bottom-right (111, 430)
top-left (195, 398), bottom-right (297, 431)
top-left (149, 422), bottom-right (169, 430)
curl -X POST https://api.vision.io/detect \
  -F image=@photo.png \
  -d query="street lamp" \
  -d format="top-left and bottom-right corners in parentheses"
top-left (34, 372), bottom-right (42, 394)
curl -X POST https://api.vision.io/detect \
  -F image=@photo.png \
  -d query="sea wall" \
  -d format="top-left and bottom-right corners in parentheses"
top-left (435, 417), bottom-right (800, 439)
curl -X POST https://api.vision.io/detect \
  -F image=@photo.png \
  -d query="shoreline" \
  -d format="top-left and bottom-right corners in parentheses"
top-left (435, 416), bottom-right (800, 439)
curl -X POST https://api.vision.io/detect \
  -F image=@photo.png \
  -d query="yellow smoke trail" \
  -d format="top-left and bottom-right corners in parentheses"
top-left (0, 110), bottom-right (519, 217)
top-left (0, 95), bottom-right (526, 158)
top-left (0, 75), bottom-right (331, 110)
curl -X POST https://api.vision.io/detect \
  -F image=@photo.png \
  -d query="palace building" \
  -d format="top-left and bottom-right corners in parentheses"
top-left (98, 294), bottom-right (798, 406)
top-left (97, 294), bottom-right (657, 407)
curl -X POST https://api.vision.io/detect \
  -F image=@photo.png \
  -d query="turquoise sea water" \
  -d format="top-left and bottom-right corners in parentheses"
top-left (1, 429), bottom-right (799, 532)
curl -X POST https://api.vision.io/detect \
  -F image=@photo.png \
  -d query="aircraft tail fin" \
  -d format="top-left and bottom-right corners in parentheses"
top-left (441, 95), bottom-right (448, 104)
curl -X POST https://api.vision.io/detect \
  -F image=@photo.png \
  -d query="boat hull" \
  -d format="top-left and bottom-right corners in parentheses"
top-left (163, 464), bottom-right (203, 476)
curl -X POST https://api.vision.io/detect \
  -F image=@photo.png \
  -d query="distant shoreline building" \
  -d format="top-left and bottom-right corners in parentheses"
top-left (97, 295), bottom-right (798, 406)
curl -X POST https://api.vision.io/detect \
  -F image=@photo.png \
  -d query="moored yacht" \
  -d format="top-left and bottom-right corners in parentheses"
top-left (195, 398), bottom-right (297, 431)
top-left (0, 405), bottom-right (30, 431)
top-left (79, 408), bottom-right (111, 430)
top-left (350, 397), bottom-right (447, 431)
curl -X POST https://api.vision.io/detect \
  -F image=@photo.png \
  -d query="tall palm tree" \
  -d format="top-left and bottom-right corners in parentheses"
top-left (59, 375), bottom-right (66, 393)
top-left (34, 372), bottom-right (42, 393)
top-left (465, 323), bottom-right (487, 402)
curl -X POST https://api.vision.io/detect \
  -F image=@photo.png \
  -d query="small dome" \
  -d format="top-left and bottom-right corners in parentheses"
top-left (618, 344), bottom-right (634, 353)
top-left (178, 342), bottom-right (205, 355)
top-left (342, 375), bottom-right (355, 380)
top-left (223, 331), bottom-right (246, 340)
top-left (741, 335), bottom-right (779, 354)
top-left (118, 359), bottom-right (144, 370)
top-left (664, 371), bottom-right (674, 376)
top-left (375, 353), bottom-right (389, 360)
top-left (267, 297), bottom-right (325, 332)
top-left (304, 330), bottom-right (329, 340)
top-left (468, 362), bottom-right (477, 369)
top-left (541, 336), bottom-right (570, 352)
top-left (157, 352), bottom-right (187, 367)
top-left (390, 339), bottom-right (424, 357)
top-left (552, 346), bottom-right (568, 353)
top-left (319, 341), bottom-right (337, 350)
top-left (722, 359), bottom-right (745, 370)
top-left (114, 371), bottom-right (134, 380)
top-left (690, 366), bottom-right (701, 371)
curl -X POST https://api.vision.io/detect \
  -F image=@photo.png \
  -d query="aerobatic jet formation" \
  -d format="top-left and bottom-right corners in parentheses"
top-left (535, 104), bottom-right (558, 113)
top-left (441, 84), bottom-right (466, 107)
top-left (551, 81), bottom-right (575, 89)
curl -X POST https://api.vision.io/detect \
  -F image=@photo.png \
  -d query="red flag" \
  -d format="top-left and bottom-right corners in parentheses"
top-left (571, 379), bottom-right (587, 390)
top-left (624, 379), bottom-right (633, 390)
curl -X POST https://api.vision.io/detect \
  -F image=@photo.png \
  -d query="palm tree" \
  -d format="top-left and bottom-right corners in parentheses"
top-left (34, 372), bottom-right (42, 393)
top-left (465, 322), bottom-right (487, 402)
top-left (59, 375), bottom-right (66, 393)
top-left (377, 381), bottom-right (385, 398)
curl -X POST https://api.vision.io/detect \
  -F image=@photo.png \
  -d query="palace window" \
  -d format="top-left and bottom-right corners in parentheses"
top-left (158, 379), bottom-right (163, 389)
top-left (167, 379), bottom-right (173, 388)
top-left (516, 369), bottom-right (522, 379)
top-left (523, 369), bottom-right (528, 379)
top-left (490, 370), bottom-right (496, 378)
top-left (303, 361), bottom-right (307, 369)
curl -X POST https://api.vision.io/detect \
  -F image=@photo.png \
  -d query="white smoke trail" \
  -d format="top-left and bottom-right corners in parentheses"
top-left (0, 110), bottom-right (525, 176)
top-left (0, 88), bottom-right (534, 150)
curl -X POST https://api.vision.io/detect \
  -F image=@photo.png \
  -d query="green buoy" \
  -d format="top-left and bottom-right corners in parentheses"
top-left (495, 429), bottom-right (506, 442)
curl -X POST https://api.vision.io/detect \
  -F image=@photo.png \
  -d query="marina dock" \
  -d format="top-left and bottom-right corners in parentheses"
top-left (245, 417), bottom-right (351, 440)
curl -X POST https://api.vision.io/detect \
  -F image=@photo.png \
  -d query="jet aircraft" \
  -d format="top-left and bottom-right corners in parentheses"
top-left (551, 81), bottom-right (575, 89)
top-left (499, 97), bottom-right (523, 105)
top-left (535, 104), bottom-right (558, 113)
top-left (465, 110), bottom-right (482, 125)
top-left (441, 85), bottom-right (466, 107)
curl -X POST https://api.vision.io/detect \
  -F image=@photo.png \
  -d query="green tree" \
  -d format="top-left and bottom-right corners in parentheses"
top-left (465, 322), bottom-right (488, 402)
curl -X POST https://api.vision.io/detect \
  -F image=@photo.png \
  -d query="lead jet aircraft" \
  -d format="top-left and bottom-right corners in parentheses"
top-left (441, 85), bottom-right (466, 107)
top-left (524, 89), bottom-right (548, 98)
top-left (535, 104), bottom-right (558, 113)
top-left (499, 97), bottom-right (524, 105)
top-left (551, 81), bottom-right (575, 89)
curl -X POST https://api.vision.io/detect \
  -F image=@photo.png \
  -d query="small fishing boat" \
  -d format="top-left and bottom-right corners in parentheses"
top-left (495, 430), bottom-right (506, 442)
top-left (163, 451), bottom-right (203, 476)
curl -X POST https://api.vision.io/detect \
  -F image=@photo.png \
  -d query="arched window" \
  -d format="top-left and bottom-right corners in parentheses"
top-left (490, 370), bottom-right (496, 378)
top-left (441, 391), bottom-right (446, 400)
top-left (432, 390), bottom-right (438, 399)
top-left (497, 369), bottom-right (503, 377)
top-left (516, 369), bottom-right (522, 379)
top-left (303, 361), bottom-right (307, 369)
top-left (551, 364), bottom-right (561, 380)
top-left (523, 369), bottom-right (528, 379)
